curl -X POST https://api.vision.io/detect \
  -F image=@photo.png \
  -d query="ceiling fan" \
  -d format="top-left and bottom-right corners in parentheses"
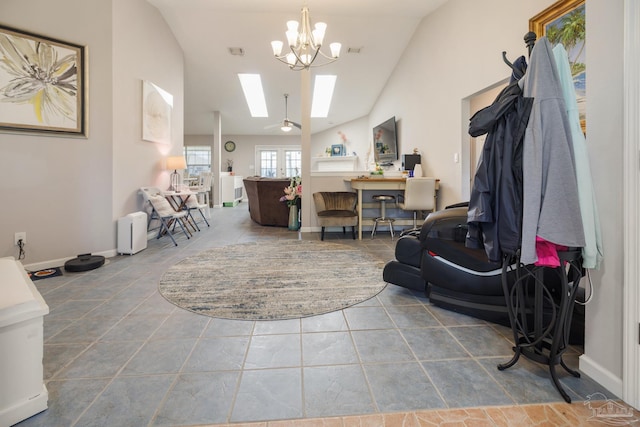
top-left (265, 93), bottom-right (301, 132)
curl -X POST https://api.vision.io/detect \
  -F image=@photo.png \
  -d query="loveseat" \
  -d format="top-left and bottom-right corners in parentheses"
top-left (243, 177), bottom-right (291, 227)
top-left (383, 204), bottom-right (585, 344)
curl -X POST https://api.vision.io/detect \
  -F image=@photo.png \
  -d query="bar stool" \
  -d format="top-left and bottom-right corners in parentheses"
top-left (371, 195), bottom-right (396, 238)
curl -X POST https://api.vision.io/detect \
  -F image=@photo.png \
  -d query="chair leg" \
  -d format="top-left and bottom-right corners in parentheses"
top-left (342, 226), bottom-right (346, 235)
top-left (158, 217), bottom-right (178, 246)
top-left (321, 227), bottom-right (325, 241)
top-left (176, 217), bottom-right (191, 240)
top-left (351, 226), bottom-right (356, 239)
top-left (198, 208), bottom-right (210, 227)
top-left (187, 210), bottom-right (201, 232)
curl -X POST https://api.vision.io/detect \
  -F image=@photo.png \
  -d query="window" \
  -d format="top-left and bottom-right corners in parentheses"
top-left (183, 146), bottom-right (211, 176)
top-left (285, 150), bottom-right (302, 177)
top-left (260, 150), bottom-right (278, 177)
top-left (256, 145), bottom-right (301, 178)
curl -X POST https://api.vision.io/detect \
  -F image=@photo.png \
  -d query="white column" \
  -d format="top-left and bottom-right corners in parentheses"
top-left (300, 69), bottom-right (312, 232)
top-left (212, 111), bottom-right (222, 208)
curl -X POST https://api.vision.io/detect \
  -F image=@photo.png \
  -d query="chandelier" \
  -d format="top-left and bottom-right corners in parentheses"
top-left (271, 6), bottom-right (341, 70)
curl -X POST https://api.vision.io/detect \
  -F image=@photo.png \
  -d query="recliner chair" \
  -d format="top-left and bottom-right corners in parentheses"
top-left (382, 203), bottom-right (585, 344)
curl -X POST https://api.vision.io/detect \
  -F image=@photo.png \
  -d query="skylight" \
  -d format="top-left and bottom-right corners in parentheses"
top-left (311, 75), bottom-right (337, 118)
top-left (238, 74), bottom-right (268, 117)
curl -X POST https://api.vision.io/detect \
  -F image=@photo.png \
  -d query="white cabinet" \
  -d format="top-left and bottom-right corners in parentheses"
top-left (221, 175), bottom-right (243, 207)
top-left (0, 258), bottom-right (49, 426)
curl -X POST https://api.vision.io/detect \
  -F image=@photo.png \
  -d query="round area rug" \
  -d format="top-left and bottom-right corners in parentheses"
top-left (159, 240), bottom-right (387, 320)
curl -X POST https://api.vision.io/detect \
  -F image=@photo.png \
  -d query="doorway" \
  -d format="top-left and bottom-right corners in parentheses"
top-left (255, 145), bottom-right (302, 178)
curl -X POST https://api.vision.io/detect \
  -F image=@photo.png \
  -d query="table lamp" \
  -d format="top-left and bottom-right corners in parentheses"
top-left (166, 156), bottom-right (187, 192)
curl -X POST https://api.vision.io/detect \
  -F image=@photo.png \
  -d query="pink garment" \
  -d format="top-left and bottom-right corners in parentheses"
top-left (535, 236), bottom-right (568, 267)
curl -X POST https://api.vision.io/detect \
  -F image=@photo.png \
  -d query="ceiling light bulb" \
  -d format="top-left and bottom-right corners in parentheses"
top-left (330, 42), bottom-right (342, 58)
top-left (286, 29), bottom-right (298, 47)
top-left (271, 40), bottom-right (283, 56)
top-left (313, 22), bottom-right (326, 45)
top-left (281, 124), bottom-right (292, 132)
top-left (287, 20), bottom-right (299, 32)
top-left (286, 52), bottom-right (296, 66)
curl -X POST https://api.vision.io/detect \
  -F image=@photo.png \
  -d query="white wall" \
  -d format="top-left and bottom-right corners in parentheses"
top-left (0, 0), bottom-right (183, 266)
top-left (579, 0), bottom-right (624, 393)
top-left (113, 0), bottom-right (184, 218)
top-left (311, 116), bottom-right (370, 171)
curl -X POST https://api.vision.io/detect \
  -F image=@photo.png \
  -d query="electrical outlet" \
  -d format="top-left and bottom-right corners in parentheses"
top-left (14, 232), bottom-right (26, 245)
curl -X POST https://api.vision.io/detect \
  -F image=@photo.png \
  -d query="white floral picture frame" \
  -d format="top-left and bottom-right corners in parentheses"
top-left (142, 80), bottom-right (173, 144)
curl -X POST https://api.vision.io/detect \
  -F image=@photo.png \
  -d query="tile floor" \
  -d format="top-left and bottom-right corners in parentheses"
top-left (15, 204), bottom-right (628, 427)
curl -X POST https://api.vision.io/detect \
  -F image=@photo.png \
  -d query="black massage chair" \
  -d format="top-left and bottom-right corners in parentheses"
top-left (382, 203), bottom-right (585, 345)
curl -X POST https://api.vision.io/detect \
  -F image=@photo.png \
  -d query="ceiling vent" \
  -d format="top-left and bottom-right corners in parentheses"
top-left (347, 47), bottom-right (362, 54)
top-left (228, 47), bottom-right (245, 56)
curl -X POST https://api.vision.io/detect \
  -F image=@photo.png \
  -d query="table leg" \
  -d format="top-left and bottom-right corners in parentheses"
top-left (357, 188), bottom-right (363, 240)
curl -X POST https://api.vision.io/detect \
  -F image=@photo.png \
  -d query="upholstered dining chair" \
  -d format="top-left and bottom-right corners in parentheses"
top-left (313, 192), bottom-right (358, 240)
top-left (397, 177), bottom-right (436, 233)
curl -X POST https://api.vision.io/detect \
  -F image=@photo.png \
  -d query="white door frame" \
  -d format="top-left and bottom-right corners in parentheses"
top-left (622, 0), bottom-right (640, 409)
top-left (255, 145), bottom-right (302, 178)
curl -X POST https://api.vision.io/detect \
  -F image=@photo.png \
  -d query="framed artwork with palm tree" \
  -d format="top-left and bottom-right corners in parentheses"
top-left (530, 0), bottom-right (586, 132)
top-left (0, 25), bottom-right (88, 137)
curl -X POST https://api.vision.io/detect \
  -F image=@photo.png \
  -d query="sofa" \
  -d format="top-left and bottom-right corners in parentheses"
top-left (243, 177), bottom-right (291, 227)
top-left (383, 204), bottom-right (585, 345)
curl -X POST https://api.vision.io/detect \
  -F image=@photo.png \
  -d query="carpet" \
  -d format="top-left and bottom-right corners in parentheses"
top-left (159, 240), bottom-right (387, 320)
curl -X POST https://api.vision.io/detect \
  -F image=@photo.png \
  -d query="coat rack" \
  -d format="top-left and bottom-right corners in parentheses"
top-left (494, 31), bottom-right (585, 404)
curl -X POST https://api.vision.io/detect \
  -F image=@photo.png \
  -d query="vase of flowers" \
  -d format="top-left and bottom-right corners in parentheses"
top-left (280, 177), bottom-right (301, 231)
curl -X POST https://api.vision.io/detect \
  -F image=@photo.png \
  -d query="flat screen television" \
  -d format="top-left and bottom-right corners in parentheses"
top-left (372, 116), bottom-right (398, 166)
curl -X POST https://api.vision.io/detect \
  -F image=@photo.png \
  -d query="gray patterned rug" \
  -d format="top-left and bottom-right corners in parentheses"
top-left (158, 240), bottom-right (387, 320)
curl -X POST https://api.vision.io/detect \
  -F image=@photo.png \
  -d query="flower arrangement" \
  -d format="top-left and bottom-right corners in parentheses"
top-left (338, 131), bottom-right (347, 143)
top-left (279, 176), bottom-right (302, 207)
top-left (370, 163), bottom-right (384, 176)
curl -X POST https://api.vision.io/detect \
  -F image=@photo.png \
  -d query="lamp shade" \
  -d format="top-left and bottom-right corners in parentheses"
top-left (166, 156), bottom-right (187, 171)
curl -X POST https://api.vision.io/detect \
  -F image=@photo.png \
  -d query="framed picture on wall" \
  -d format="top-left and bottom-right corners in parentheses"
top-left (331, 144), bottom-right (345, 156)
top-left (530, 0), bottom-right (585, 133)
top-left (0, 25), bottom-right (88, 137)
top-left (142, 80), bottom-right (173, 144)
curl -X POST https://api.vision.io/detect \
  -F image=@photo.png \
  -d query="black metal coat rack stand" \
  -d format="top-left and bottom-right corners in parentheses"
top-left (498, 249), bottom-right (584, 403)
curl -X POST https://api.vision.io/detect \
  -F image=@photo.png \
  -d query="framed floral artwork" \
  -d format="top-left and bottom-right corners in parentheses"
top-left (530, 0), bottom-right (586, 132)
top-left (0, 25), bottom-right (88, 137)
top-left (142, 80), bottom-right (173, 144)
top-left (331, 144), bottom-right (345, 156)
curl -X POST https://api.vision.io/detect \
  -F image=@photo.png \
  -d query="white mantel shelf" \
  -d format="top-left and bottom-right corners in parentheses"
top-left (312, 156), bottom-right (358, 172)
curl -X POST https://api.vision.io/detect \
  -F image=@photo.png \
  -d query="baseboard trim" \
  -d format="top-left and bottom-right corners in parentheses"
top-left (23, 249), bottom-right (116, 272)
top-left (579, 354), bottom-right (623, 398)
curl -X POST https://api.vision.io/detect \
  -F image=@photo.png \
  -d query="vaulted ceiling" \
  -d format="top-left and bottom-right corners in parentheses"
top-left (148, 0), bottom-right (449, 136)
